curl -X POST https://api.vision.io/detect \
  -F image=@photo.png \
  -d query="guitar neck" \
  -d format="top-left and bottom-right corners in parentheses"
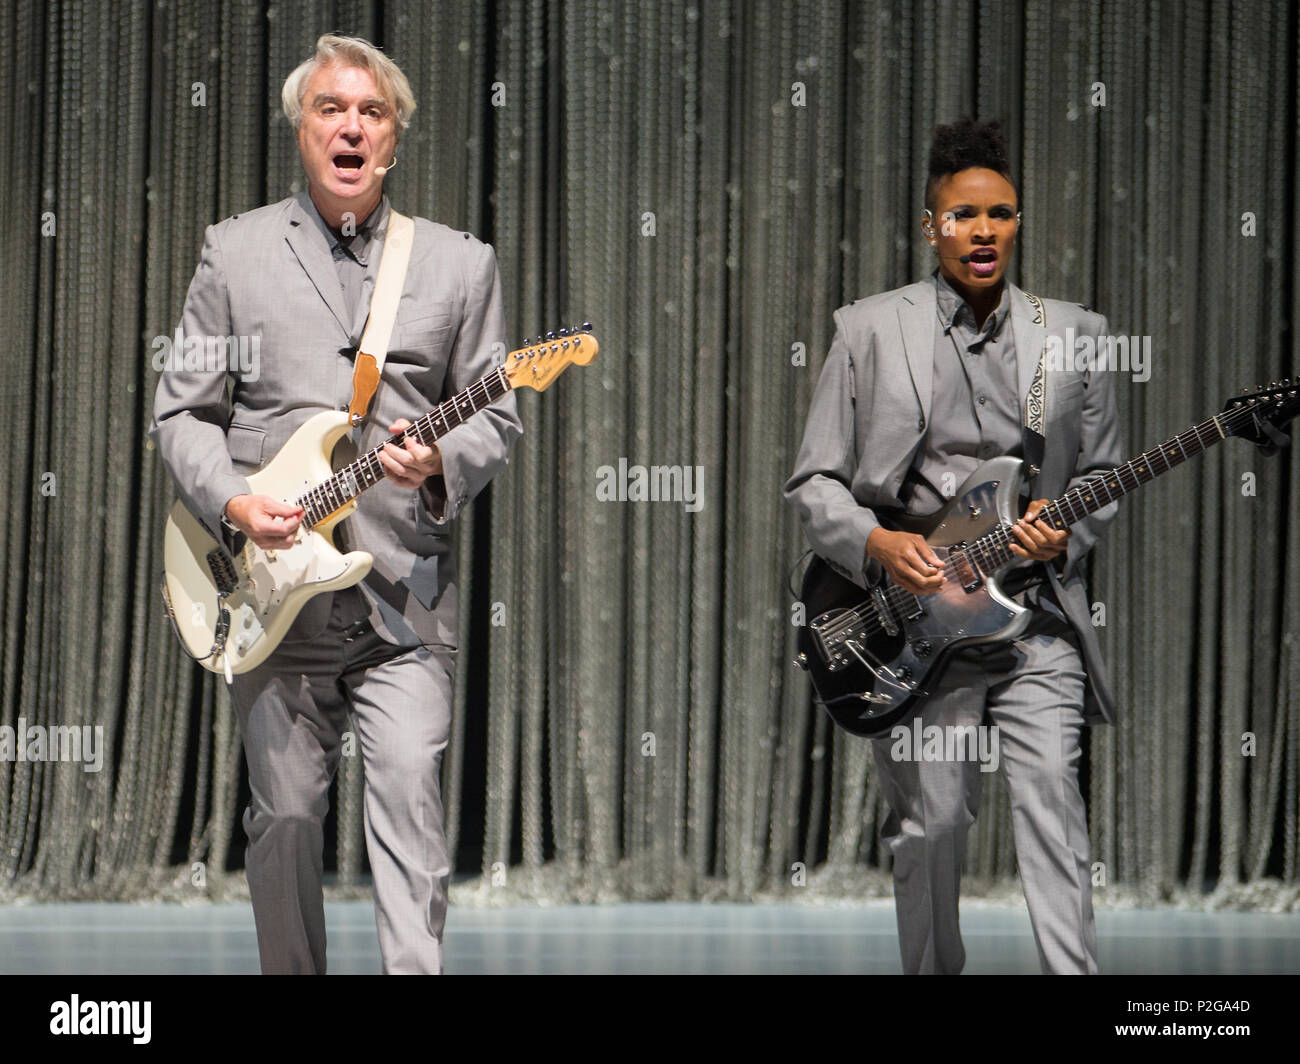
top-left (968, 405), bottom-right (1249, 575)
top-left (298, 366), bottom-right (512, 526)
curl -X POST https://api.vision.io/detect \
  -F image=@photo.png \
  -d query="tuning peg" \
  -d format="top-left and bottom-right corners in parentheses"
top-left (558, 327), bottom-right (570, 337)
top-left (522, 337), bottom-right (531, 346)
top-left (546, 330), bottom-right (556, 341)
top-left (582, 321), bottom-right (593, 332)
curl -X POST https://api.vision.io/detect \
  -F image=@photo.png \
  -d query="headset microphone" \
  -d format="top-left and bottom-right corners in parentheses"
top-left (958, 254), bottom-right (972, 263)
top-left (375, 155), bottom-right (397, 176)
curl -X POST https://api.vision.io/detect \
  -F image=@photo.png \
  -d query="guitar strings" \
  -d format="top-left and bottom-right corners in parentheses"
top-left (296, 365), bottom-right (514, 525)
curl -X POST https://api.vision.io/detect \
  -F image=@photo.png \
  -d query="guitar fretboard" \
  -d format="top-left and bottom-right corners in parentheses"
top-left (961, 403), bottom-right (1255, 579)
top-left (298, 366), bottom-right (511, 526)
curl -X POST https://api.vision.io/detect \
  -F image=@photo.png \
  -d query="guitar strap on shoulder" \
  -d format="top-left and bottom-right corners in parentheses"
top-left (349, 209), bottom-right (415, 429)
top-left (1020, 291), bottom-right (1048, 480)
top-left (1018, 292), bottom-right (1061, 592)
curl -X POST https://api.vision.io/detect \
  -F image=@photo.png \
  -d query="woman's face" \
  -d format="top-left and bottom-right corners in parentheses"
top-left (923, 167), bottom-right (1020, 294)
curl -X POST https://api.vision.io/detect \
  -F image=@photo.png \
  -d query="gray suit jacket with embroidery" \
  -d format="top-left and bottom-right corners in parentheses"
top-left (151, 191), bottom-right (523, 650)
top-left (784, 279), bottom-right (1122, 723)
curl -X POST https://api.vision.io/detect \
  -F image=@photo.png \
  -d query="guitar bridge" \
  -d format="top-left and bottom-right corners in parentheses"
top-left (810, 611), bottom-right (865, 673)
top-left (205, 548), bottom-right (239, 595)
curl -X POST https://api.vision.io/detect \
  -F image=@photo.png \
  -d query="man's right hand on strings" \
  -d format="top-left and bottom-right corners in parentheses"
top-left (224, 494), bottom-right (304, 551)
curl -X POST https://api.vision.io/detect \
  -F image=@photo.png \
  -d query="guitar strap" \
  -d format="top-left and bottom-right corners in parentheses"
top-left (348, 209), bottom-right (415, 430)
top-left (1020, 291), bottom-right (1048, 481)
top-left (1011, 291), bottom-right (1055, 599)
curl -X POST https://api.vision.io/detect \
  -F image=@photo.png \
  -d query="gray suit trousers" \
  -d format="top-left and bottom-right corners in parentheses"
top-left (870, 611), bottom-right (1097, 975)
top-left (229, 588), bottom-right (454, 975)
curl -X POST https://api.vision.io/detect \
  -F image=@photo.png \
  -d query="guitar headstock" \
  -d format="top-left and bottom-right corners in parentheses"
top-left (504, 324), bottom-right (599, 392)
top-left (1223, 378), bottom-right (1299, 454)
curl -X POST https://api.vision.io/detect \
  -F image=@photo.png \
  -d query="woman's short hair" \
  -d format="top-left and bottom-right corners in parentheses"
top-left (281, 34), bottom-right (416, 133)
top-left (925, 118), bottom-right (1015, 209)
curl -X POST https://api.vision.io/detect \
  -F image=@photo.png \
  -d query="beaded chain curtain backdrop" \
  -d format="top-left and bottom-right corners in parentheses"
top-left (2, 0), bottom-right (1296, 906)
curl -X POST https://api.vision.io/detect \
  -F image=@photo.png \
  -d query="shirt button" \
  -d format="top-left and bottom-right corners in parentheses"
top-left (917, 417), bottom-right (925, 431)
top-left (978, 395), bottom-right (987, 405)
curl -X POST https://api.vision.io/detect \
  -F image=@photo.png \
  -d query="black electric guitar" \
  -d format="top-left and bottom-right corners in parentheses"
top-left (795, 380), bottom-right (1299, 737)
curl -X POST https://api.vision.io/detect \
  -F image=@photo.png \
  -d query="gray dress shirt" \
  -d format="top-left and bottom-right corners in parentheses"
top-left (901, 270), bottom-right (1020, 516)
top-left (303, 194), bottom-right (391, 326)
top-left (903, 270), bottom-right (1060, 616)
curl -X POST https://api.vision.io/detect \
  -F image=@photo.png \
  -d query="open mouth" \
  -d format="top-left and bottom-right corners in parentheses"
top-left (968, 247), bottom-right (998, 276)
top-left (332, 153), bottom-right (365, 176)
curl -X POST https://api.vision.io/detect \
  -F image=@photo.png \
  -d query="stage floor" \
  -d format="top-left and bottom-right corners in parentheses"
top-left (1, 901), bottom-right (1297, 974)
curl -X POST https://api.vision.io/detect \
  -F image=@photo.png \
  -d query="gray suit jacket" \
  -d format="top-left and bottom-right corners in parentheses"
top-left (784, 280), bottom-right (1122, 723)
top-left (151, 191), bottom-right (523, 650)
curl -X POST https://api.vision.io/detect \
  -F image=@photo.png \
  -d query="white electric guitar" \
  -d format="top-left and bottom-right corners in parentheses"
top-left (161, 326), bottom-right (598, 679)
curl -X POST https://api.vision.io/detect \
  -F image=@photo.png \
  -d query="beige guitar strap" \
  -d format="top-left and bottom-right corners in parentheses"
top-left (349, 209), bottom-right (415, 427)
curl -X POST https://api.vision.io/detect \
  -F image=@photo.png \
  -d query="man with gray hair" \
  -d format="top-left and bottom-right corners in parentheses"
top-left (152, 34), bottom-right (521, 973)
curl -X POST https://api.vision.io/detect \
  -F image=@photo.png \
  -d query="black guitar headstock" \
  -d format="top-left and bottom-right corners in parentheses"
top-left (1223, 378), bottom-right (1299, 456)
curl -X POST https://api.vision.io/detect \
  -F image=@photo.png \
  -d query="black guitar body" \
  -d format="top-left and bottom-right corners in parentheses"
top-left (795, 456), bottom-right (1034, 738)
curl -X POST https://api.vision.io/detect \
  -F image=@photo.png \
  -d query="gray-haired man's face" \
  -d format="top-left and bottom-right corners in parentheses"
top-left (296, 60), bottom-right (397, 227)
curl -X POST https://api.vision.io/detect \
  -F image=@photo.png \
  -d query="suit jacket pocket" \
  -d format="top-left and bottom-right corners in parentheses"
top-left (226, 423), bottom-right (266, 471)
top-left (397, 302), bottom-right (456, 353)
top-left (1053, 377), bottom-right (1085, 419)
top-left (1055, 377), bottom-right (1085, 401)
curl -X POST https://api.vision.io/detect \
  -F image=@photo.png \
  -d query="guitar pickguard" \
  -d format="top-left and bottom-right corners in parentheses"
top-left (798, 457), bottom-right (1032, 736)
top-left (221, 530), bottom-right (353, 659)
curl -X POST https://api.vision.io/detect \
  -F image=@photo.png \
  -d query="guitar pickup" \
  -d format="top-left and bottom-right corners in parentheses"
top-left (870, 587), bottom-right (899, 636)
top-left (951, 549), bottom-right (983, 593)
top-left (205, 548), bottom-right (239, 595)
